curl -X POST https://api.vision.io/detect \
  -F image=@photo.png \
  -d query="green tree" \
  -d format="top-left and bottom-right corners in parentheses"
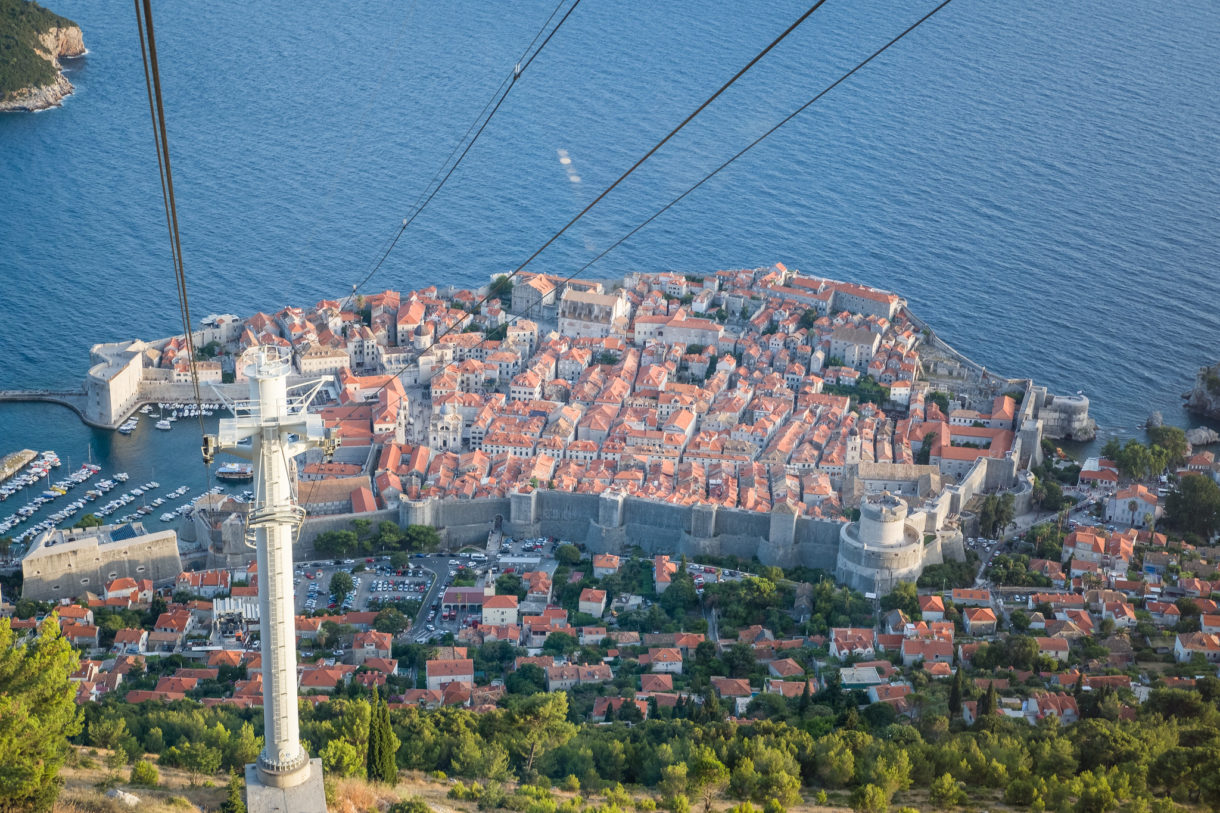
top-left (659, 763), bottom-right (689, 803)
top-left (851, 784), bottom-right (889, 813)
top-left (73, 513), bottom-right (103, 529)
top-left (330, 571), bottom-right (355, 603)
top-left (314, 530), bottom-right (357, 556)
top-left (948, 667), bottom-right (964, 716)
top-left (688, 745), bottom-right (730, 813)
top-left (1000, 492), bottom-right (1016, 528)
top-left (403, 525), bottom-right (440, 551)
top-left (366, 688), bottom-right (400, 785)
top-left (1115, 439), bottom-right (1153, 480)
top-left (507, 693), bottom-right (576, 776)
top-left (722, 643), bottom-right (757, 679)
top-left (219, 770), bottom-right (247, 813)
top-left (867, 751), bottom-right (912, 802)
top-left (489, 275), bottom-right (513, 299)
top-left (179, 741), bottom-right (223, 785)
top-left (930, 773), bottom-right (967, 808)
top-left (388, 798), bottom-right (432, 813)
top-left (1148, 425), bottom-right (1189, 467)
top-left (374, 607), bottom-right (409, 635)
top-left (660, 572), bottom-right (700, 616)
top-left (223, 721), bottom-right (261, 772)
top-left (1042, 479), bottom-right (1066, 511)
top-left (554, 543), bottom-right (582, 566)
top-left (880, 581), bottom-right (920, 617)
top-left (541, 632), bottom-right (579, 656)
top-left (496, 572), bottom-right (526, 599)
top-left (87, 715), bottom-right (129, 751)
top-left (928, 391), bottom-right (952, 413)
top-left (506, 664), bottom-right (546, 695)
top-left (376, 521), bottom-right (404, 550)
top-left (0, 616), bottom-right (82, 813)
top-left (322, 739), bottom-right (363, 778)
top-left (1166, 475), bottom-right (1220, 538)
top-left (129, 760), bottom-right (159, 786)
top-left (976, 681), bottom-right (998, 721)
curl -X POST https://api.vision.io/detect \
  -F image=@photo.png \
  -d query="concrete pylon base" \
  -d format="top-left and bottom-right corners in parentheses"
top-left (245, 759), bottom-right (327, 813)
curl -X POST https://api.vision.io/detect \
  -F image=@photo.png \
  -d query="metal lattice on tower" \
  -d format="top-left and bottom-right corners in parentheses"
top-left (205, 346), bottom-right (335, 810)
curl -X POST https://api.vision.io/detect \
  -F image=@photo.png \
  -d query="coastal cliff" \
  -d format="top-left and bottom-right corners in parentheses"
top-left (0, 1), bottom-right (85, 113)
top-left (1185, 362), bottom-right (1220, 422)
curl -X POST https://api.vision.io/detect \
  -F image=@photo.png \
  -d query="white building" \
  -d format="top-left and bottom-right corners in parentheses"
top-left (1105, 484), bottom-right (1160, 527)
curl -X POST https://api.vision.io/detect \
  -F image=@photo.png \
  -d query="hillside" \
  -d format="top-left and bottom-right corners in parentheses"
top-left (0, 0), bottom-right (84, 111)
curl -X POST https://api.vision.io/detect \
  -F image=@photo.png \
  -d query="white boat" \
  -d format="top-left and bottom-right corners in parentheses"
top-left (155, 419), bottom-right (172, 430)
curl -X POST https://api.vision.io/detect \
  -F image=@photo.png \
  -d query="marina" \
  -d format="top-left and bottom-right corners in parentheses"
top-left (0, 401), bottom-right (255, 561)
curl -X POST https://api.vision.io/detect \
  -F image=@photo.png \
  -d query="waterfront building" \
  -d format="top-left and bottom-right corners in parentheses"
top-left (84, 340), bottom-right (147, 426)
top-left (21, 522), bottom-right (181, 602)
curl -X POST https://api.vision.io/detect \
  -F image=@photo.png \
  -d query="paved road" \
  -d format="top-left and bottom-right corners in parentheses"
top-left (411, 557), bottom-right (448, 640)
top-left (973, 492), bottom-right (1105, 585)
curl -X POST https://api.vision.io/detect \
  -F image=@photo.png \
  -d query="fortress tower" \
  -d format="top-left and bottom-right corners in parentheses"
top-left (206, 347), bottom-right (333, 813)
top-left (835, 491), bottom-right (926, 595)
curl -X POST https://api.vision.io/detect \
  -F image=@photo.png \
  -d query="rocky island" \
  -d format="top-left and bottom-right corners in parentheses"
top-left (1185, 361), bottom-right (1220, 441)
top-left (0, 0), bottom-right (84, 112)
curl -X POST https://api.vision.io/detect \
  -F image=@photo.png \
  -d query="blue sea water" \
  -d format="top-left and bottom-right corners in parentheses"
top-left (1, 0), bottom-right (1219, 493)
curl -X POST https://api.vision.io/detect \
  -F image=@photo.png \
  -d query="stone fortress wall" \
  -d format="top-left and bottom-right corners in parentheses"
top-left (399, 486), bottom-right (966, 588)
top-left (22, 522), bottom-right (182, 601)
top-left (388, 446), bottom-right (1046, 592)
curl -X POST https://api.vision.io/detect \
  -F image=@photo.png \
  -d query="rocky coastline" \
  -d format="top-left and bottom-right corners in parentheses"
top-left (1185, 361), bottom-right (1220, 432)
top-left (0, 25), bottom-right (86, 113)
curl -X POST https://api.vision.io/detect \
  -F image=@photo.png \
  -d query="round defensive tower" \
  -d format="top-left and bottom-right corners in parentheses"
top-left (835, 491), bottom-right (926, 595)
top-left (857, 491), bottom-right (908, 547)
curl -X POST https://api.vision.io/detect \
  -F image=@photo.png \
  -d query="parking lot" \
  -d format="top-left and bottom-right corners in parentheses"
top-left (412, 536), bottom-right (557, 642)
top-left (293, 556), bottom-right (436, 615)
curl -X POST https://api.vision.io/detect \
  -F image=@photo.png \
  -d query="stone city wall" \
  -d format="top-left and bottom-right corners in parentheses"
top-left (402, 490), bottom-right (845, 571)
top-left (296, 508), bottom-right (400, 557)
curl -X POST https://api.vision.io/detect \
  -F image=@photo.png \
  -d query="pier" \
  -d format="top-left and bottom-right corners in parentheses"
top-left (0, 449), bottom-right (38, 484)
top-left (0, 389), bottom-right (91, 421)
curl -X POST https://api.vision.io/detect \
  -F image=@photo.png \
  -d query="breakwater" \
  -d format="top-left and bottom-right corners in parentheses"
top-left (0, 449), bottom-right (38, 484)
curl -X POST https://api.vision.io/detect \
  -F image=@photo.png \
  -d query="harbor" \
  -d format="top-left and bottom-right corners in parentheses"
top-left (0, 400), bottom-right (253, 563)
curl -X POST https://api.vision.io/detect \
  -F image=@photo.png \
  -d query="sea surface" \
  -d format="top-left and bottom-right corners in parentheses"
top-left (1, 0), bottom-right (1218, 511)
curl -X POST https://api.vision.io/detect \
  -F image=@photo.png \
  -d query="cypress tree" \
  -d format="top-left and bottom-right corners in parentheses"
top-left (977, 681), bottom-right (997, 721)
top-left (366, 687), bottom-right (400, 785)
top-left (219, 769), bottom-right (247, 813)
top-left (366, 687), bottom-right (382, 781)
top-left (948, 667), bottom-right (964, 716)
